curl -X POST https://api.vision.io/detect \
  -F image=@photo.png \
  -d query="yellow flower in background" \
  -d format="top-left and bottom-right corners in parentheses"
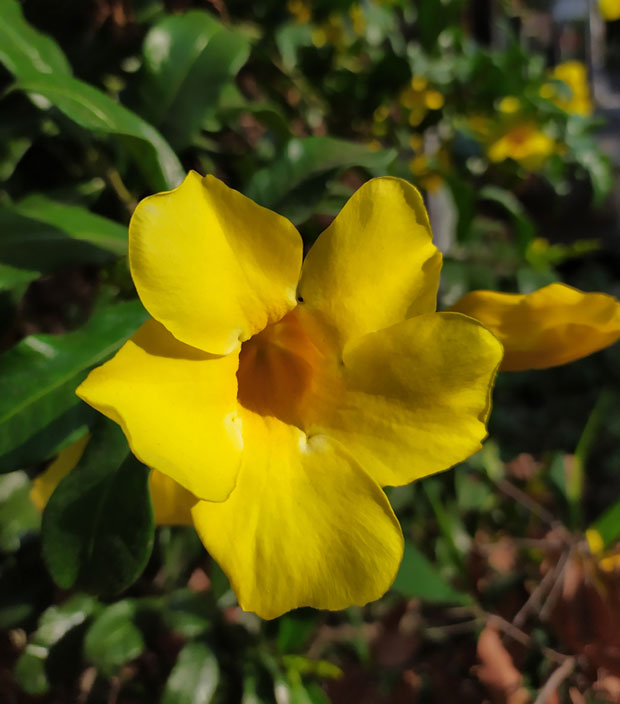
top-left (487, 123), bottom-right (556, 170)
top-left (497, 96), bottom-right (521, 115)
top-left (400, 76), bottom-right (444, 127)
top-left (76, 173), bottom-right (502, 619)
top-left (600, 0), bottom-right (620, 22)
top-left (31, 435), bottom-right (195, 526)
top-left (546, 61), bottom-right (593, 116)
top-left (287, 0), bottom-right (312, 24)
top-left (450, 283), bottom-right (620, 371)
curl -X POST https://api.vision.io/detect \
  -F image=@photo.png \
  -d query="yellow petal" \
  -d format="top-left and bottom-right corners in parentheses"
top-left (149, 469), bottom-right (195, 526)
top-left (305, 312), bottom-right (503, 487)
top-left (600, 0), bottom-right (620, 21)
top-left (297, 177), bottom-right (442, 349)
top-left (191, 412), bottom-right (404, 620)
top-left (449, 284), bottom-right (620, 371)
top-left (77, 319), bottom-right (243, 501)
top-left (30, 434), bottom-right (90, 510)
top-left (129, 171), bottom-right (303, 355)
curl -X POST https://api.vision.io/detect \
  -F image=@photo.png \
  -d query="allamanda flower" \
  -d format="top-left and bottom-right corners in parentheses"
top-left (76, 173), bottom-right (502, 619)
top-left (450, 283), bottom-right (620, 371)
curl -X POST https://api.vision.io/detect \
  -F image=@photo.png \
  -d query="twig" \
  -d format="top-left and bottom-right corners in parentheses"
top-left (105, 166), bottom-right (137, 215)
top-left (533, 657), bottom-right (576, 704)
top-left (484, 613), bottom-right (569, 665)
top-left (539, 549), bottom-right (572, 622)
top-left (512, 553), bottom-right (565, 628)
top-left (495, 478), bottom-right (557, 526)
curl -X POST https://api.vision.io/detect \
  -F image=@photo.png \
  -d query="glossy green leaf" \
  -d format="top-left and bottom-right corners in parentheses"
top-left (245, 137), bottom-right (396, 223)
top-left (0, 299), bottom-right (148, 472)
top-left (0, 0), bottom-right (72, 79)
top-left (162, 640), bottom-right (220, 704)
top-left (84, 600), bottom-right (145, 676)
top-left (0, 471), bottom-right (40, 552)
top-left (15, 74), bottom-right (184, 191)
top-left (391, 540), bottom-right (472, 605)
top-left (14, 594), bottom-right (99, 695)
top-left (0, 196), bottom-right (127, 280)
top-left (42, 419), bottom-right (154, 595)
top-left (136, 10), bottom-right (250, 150)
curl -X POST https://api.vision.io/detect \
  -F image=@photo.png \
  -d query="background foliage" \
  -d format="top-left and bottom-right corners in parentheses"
top-left (2, 0), bottom-right (620, 701)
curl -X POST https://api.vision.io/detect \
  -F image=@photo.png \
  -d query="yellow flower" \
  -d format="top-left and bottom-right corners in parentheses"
top-left (76, 173), bottom-right (502, 619)
top-left (450, 284), bottom-right (620, 371)
top-left (546, 61), bottom-right (593, 116)
top-left (600, 0), bottom-right (620, 22)
top-left (497, 96), bottom-right (521, 115)
top-left (487, 123), bottom-right (556, 170)
top-left (31, 435), bottom-right (195, 526)
top-left (287, 0), bottom-right (312, 24)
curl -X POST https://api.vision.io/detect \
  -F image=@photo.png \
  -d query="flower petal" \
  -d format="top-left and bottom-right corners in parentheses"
top-left (450, 284), bottom-right (620, 371)
top-left (306, 312), bottom-right (503, 487)
top-left (297, 177), bottom-right (442, 348)
top-left (76, 319), bottom-right (242, 501)
top-left (30, 434), bottom-right (90, 511)
top-left (130, 171), bottom-right (303, 355)
top-left (191, 412), bottom-right (403, 620)
top-left (149, 470), bottom-right (195, 526)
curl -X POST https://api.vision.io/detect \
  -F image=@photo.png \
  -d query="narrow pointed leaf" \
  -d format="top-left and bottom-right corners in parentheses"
top-left (15, 74), bottom-right (184, 191)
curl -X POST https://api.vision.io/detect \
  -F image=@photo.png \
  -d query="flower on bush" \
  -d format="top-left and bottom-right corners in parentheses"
top-left (487, 122), bottom-right (556, 170)
top-left (600, 0), bottom-right (620, 22)
top-left (543, 61), bottom-right (593, 117)
top-left (75, 173), bottom-right (502, 619)
top-left (450, 283), bottom-right (620, 371)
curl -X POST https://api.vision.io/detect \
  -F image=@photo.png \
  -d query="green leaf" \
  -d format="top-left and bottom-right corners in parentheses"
top-left (14, 594), bottom-right (99, 695)
top-left (391, 540), bottom-right (472, 605)
top-left (15, 74), bottom-right (184, 191)
top-left (136, 10), bottom-right (250, 150)
top-left (0, 196), bottom-right (127, 281)
top-left (165, 588), bottom-right (212, 638)
top-left (0, 0), bottom-right (72, 79)
top-left (0, 263), bottom-right (39, 292)
top-left (0, 299), bottom-right (148, 472)
top-left (84, 600), bottom-right (145, 676)
top-left (245, 137), bottom-right (396, 223)
top-left (589, 499), bottom-right (620, 549)
top-left (162, 640), bottom-right (220, 704)
top-left (0, 471), bottom-right (40, 552)
top-left (479, 185), bottom-right (536, 253)
top-left (42, 419), bottom-right (154, 595)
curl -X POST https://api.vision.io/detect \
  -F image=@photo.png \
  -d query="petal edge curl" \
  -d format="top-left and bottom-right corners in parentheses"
top-left (130, 171), bottom-right (303, 355)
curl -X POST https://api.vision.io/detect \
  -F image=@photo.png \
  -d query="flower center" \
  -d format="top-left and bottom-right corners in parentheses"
top-left (236, 308), bottom-right (321, 428)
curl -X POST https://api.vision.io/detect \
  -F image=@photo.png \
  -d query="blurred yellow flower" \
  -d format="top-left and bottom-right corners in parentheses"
top-left (546, 61), bottom-right (593, 116)
top-left (409, 153), bottom-right (444, 193)
top-left (450, 283), bottom-right (620, 371)
top-left (600, 0), bottom-right (620, 21)
top-left (400, 77), bottom-right (444, 127)
top-left (487, 123), bottom-right (556, 170)
top-left (76, 173), bottom-right (502, 619)
top-left (497, 96), bottom-right (521, 115)
top-left (31, 435), bottom-right (195, 526)
top-left (287, 0), bottom-right (311, 24)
